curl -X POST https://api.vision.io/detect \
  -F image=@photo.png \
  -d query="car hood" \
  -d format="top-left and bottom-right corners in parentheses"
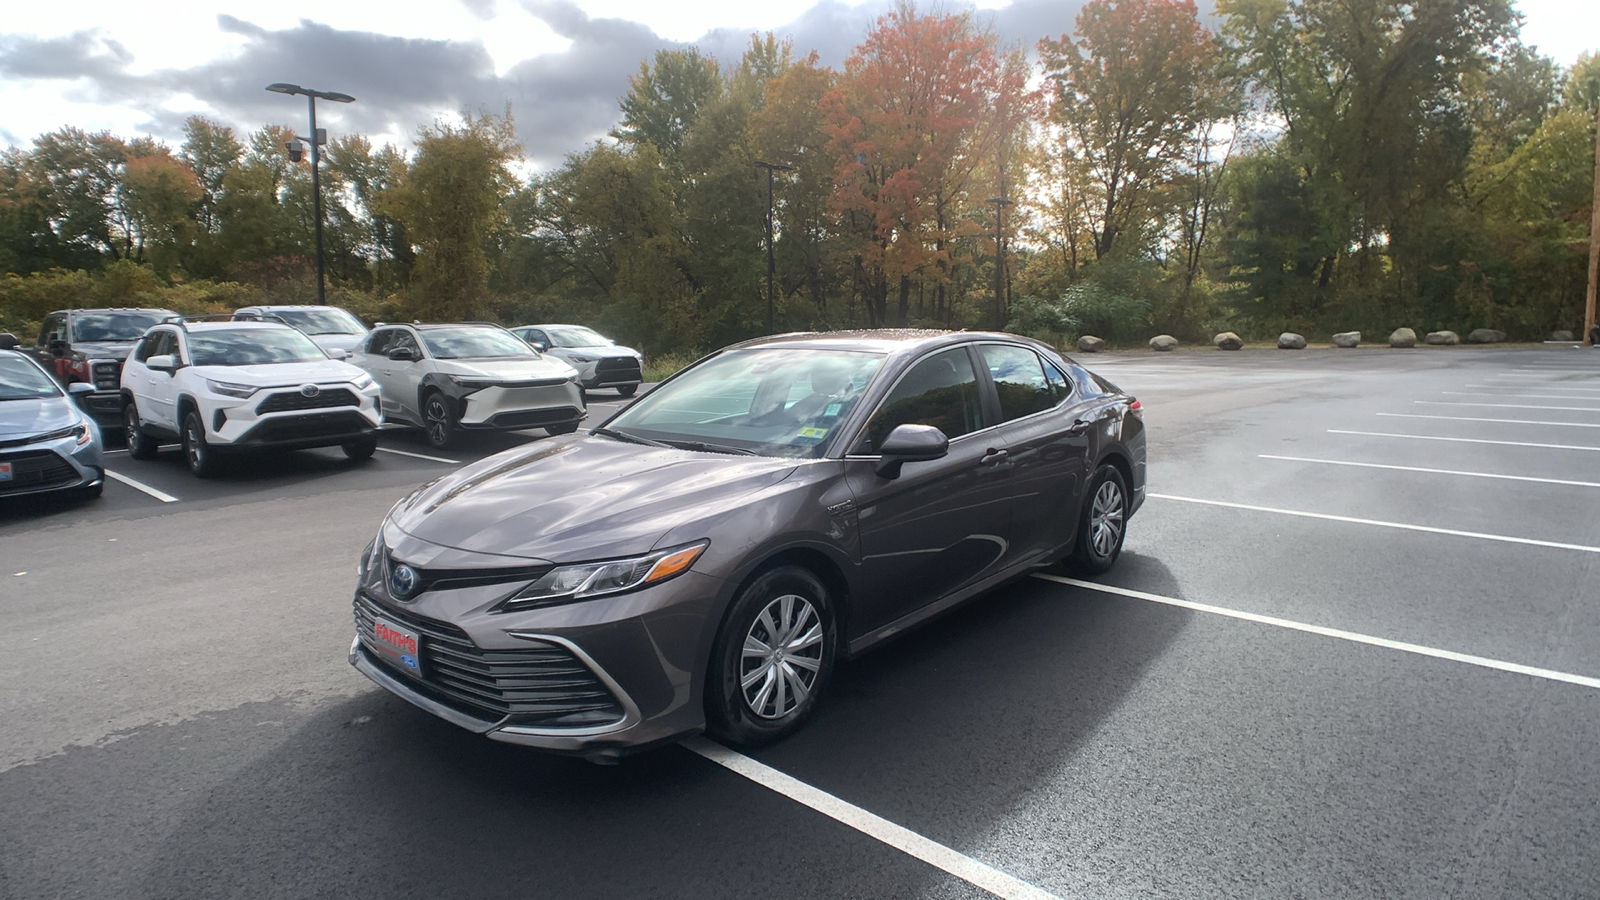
top-left (189, 360), bottom-right (369, 386)
top-left (306, 333), bottom-right (367, 354)
top-left (0, 396), bottom-right (80, 439)
top-left (434, 357), bottom-right (578, 381)
top-left (72, 341), bottom-right (137, 361)
top-left (389, 436), bottom-right (799, 561)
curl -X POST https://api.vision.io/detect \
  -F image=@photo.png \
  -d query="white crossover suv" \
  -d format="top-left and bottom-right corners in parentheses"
top-left (349, 323), bottom-right (584, 449)
top-left (120, 318), bottom-right (383, 477)
top-left (508, 324), bottom-right (644, 397)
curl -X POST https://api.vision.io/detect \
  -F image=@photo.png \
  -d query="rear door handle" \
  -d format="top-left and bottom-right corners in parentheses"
top-left (1066, 418), bottom-right (1092, 435)
top-left (980, 448), bottom-right (1009, 467)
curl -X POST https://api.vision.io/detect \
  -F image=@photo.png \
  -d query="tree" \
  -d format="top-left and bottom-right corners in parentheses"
top-left (117, 146), bottom-right (202, 275)
top-left (614, 48), bottom-right (724, 167)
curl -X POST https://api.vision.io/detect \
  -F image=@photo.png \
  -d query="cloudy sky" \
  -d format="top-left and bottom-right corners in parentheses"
top-left (1, 0), bottom-right (1594, 169)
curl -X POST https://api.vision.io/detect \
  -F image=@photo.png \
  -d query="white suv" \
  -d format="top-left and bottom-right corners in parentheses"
top-left (120, 319), bottom-right (383, 477)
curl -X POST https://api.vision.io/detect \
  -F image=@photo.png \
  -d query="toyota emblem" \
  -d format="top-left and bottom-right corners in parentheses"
top-left (300, 384), bottom-right (321, 398)
top-left (389, 563), bottom-right (420, 599)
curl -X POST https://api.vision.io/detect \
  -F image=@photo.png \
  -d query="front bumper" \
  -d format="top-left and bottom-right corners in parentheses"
top-left (207, 385), bottom-right (383, 450)
top-left (348, 541), bottom-right (728, 760)
top-left (457, 381), bottom-right (586, 431)
top-left (572, 358), bottom-right (643, 390)
top-left (0, 427), bottom-right (104, 499)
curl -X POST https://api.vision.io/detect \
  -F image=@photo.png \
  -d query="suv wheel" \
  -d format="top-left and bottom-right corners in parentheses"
top-left (706, 565), bottom-right (837, 748)
top-left (616, 384), bottom-right (637, 398)
top-left (423, 392), bottom-right (457, 449)
top-left (546, 421), bottom-right (580, 436)
top-left (124, 403), bottom-right (158, 460)
top-left (181, 412), bottom-right (217, 478)
top-left (343, 435), bottom-right (378, 461)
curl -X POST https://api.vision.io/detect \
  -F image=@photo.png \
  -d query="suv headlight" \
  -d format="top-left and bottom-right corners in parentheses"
top-left (351, 372), bottom-right (375, 390)
top-left (206, 379), bottom-right (257, 398)
top-left (448, 375), bottom-right (497, 389)
top-left (504, 541), bottom-right (707, 610)
top-left (568, 354), bottom-right (597, 363)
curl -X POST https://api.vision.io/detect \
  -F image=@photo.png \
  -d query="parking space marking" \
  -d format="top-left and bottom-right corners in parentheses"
top-left (1416, 400), bottom-right (1600, 412)
top-left (374, 447), bottom-right (459, 464)
top-left (1328, 429), bottom-right (1600, 453)
top-left (104, 470), bottom-right (179, 503)
top-left (1033, 575), bottom-right (1600, 692)
top-left (1148, 493), bottom-right (1600, 554)
top-left (1463, 385), bottom-right (1600, 392)
top-left (683, 737), bottom-right (1060, 900)
top-left (1376, 413), bottom-right (1600, 428)
top-left (1443, 392), bottom-right (1600, 403)
top-left (1258, 454), bottom-right (1600, 488)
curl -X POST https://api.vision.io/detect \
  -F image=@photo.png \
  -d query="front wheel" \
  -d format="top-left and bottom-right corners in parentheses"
top-left (125, 403), bottom-right (158, 460)
top-left (616, 384), bottom-right (637, 398)
top-left (181, 412), bottom-right (217, 478)
top-left (422, 392), bottom-right (457, 449)
top-left (342, 435), bottom-right (378, 461)
top-left (706, 566), bottom-right (837, 748)
top-left (546, 421), bottom-right (580, 436)
top-left (1065, 464), bottom-right (1127, 575)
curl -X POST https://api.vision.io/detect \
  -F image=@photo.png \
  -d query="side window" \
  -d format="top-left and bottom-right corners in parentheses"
top-left (980, 344), bottom-right (1055, 423)
top-left (133, 332), bottom-right (162, 363)
top-left (39, 315), bottom-right (66, 346)
top-left (366, 329), bottom-right (394, 356)
top-left (391, 330), bottom-right (420, 355)
top-left (856, 347), bottom-right (983, 452)
top-left (1043, 360), bottom-right (1072, 401)
top-left (156, 331), bottom-right (180, 361)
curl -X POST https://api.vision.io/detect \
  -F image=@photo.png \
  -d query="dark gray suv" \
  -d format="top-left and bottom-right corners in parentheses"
top-left (350, 330), bottom-right (1146, 760)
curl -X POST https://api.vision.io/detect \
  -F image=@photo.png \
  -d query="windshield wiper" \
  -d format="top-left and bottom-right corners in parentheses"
top-left (591, 426), bottom-right (671, 448)
top-left (660, 439), bottom-right (756, 456)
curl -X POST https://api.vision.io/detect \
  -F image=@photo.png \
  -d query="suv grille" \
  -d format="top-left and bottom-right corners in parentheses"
top-left (0, 450), bottom-right (78, 494)
top-left (257, 388), bottom-right (359, 414)
top-left (486, 407), bottom-right (580, 429)
top-left (354, 593), bottom-right (625, 728)
top-left (594, 357), bottom-right (641, 376)
top-left (92, 361), bottom-right (121, 390)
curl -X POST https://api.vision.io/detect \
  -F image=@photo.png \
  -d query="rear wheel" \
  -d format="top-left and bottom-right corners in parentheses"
top-left (546, 421), bottom-right (580, 436)
top-left (616, 384), bottom-right (637, 398)
top-left (706, 566), bottom-right (837, 748)
top-left (181, 412), bottom-right (216, 478)
top-left (124, 403), bottom-right (158, 460)
top-left (1065, 464), bottom-right (1127, 575)
top-left (342, 434), bottom-right (378, 461)
top-left (423, 392), bottom-right (456, 449)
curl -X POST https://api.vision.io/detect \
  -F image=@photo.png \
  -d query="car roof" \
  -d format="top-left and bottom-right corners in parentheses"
top-left (727, 329), bottom-right (1046, 356)
top-left (174, 321), bottom-right (297, 333)
top-left (241, 305), bottom-right (345, 311)
top-left (51, 308), bottom-right (176, 316)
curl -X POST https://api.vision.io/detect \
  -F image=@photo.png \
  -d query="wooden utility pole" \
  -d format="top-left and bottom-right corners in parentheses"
top-left (1587, 102), bottom-right (1600, 346)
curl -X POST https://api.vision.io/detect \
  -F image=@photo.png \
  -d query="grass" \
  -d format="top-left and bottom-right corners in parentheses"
top-left (642, 352), bottom-right (699, 383)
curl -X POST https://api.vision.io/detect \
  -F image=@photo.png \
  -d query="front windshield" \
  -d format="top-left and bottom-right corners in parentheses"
top-left (546, 326), bottom-right (611, 348)
top-left (188, 328), bottom-right (328, 366)
top-left (421, 327), bottom-right (535, 359)
top-left (71, 313), bottom-right (164, 342)
top-left (0, 355), bottom-right (63, 401)
top-left (604, 347), bottom-right (883, 458)
top-left (266, 308), bottom-right (366, 336)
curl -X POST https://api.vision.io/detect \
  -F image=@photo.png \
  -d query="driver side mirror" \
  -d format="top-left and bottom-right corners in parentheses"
top-left (68, 382), bottom-right (96, 400)
top-left (388, 346), bottom-right (418, 362)
top-left (874, 423), bottom-right (949, 479)
top-left (0, 332), bottom-right (17, 350)
top-left (49, 339), bottom-right (68, 357)
top-left (328, 348), bottom-right (350, 360)
top-left (528, 339), bottom-right (549, 352)
top-left (146, 354), bottom-right (178, 374)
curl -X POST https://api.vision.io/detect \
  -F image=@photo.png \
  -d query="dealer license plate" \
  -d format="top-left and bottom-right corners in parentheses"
top-left (371, 616), bottom-right (424, 677)
top-left (0, 462), bottom-right (11, 482)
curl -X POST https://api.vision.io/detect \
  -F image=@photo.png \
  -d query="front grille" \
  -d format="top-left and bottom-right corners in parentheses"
top-left (92, 361), bottom-right (121, 390)
top-left (0, 449), bottom-right (79, 494)
top-left (594, 357), bottom-right (642, 376)
top-left (487, 406), bottom-right (580, 429)
top-left (244, 411), bottom-right (370, 443)
top-left (257, 388), bottom-right (359, 414)
top-left (354, 593), bottom-right (625, 727)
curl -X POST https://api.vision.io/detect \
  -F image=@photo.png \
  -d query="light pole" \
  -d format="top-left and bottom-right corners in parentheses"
top-left (988, 196), bottom-right (1013, 330)
top-left (266, 82), bottom-right (355, 305)
top-left (752, 160), bottom-right (793, 334)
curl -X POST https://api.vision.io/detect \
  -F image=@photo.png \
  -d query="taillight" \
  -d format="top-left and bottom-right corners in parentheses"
top-left (1127, 398), bottom-right (1142, 417)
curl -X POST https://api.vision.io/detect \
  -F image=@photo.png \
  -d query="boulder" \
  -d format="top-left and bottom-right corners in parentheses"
top-left (1213, 331), bottom-right (1244, 350)
top-left (1425, 330), bottom-right (1459, 345)
top-left (1278, 332), bottom-right (1307, 350)
top-left (1076, 335), bottom-right (1106, 353)
top-left (1389, 327), bottom-right (1417, 348)
top-left (1332, 331), bottom-right (1361, 348)
top-left (1466, 329), bottom-right (1505, 344)
top-left (1149, 334), bottom-right (1179, 351)
top-left (1551, 330), bottom-right (1575, 341)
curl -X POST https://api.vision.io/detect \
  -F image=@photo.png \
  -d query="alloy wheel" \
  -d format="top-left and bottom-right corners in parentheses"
top-left (1090, 478), bottom-right (1124, 558)
top-left (740, 594), bottom-right (824, 720)
top-left (424, 397), bottom-right (450, 446)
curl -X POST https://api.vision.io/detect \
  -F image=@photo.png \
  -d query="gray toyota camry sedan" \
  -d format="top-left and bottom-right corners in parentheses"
top-left (350, 330), bottom-right (1145, 760)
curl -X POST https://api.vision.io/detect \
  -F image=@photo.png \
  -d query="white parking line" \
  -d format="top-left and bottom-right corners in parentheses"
top-left (104, 470), bottom-right (179, 503)
top-left (1463, 385), bottom-right (1600, 392)
top-left (1148, 493), bottom-right (1600, 554)
top-left (374, 447), bottom-right (459, 464)
top-left (1376, 413), bottom-right (1600, 428)
top-left (683, 737), bottom-right (1060, 900)
top-left (1032, 575), bottom-right (1600, 692)
top-left (1328, 429), bottom-right (1600, 452)
top-left (1443, 392), bottom-right (1600, 403)
top-left (1258, 454), bottom-right (1600, 488)
top-left (1416, 400), bottom-right (1600, 412)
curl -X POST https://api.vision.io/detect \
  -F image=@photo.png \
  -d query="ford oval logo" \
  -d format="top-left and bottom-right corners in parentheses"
top-left (389, 563), bottom-right (420, 599)
top-left (300, 384), bottom-right (320, 398)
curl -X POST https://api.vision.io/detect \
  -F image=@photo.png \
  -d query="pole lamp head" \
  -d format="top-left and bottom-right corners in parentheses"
top-left (285, 139), bottom-right (305, 163)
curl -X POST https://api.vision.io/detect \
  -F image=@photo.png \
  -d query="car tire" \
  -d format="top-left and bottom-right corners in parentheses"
top-left (181, 411), bottom-right (216, 479)
top-left (343, 435), bottom-right (379, 461)
top-left (125, 403), bottom-right (158, 460)
top-left (546, 421), bottom-right (580, 436)
top-left (422, 391), bottom-right (457, 449)
top-left (706, 565), bottom-right (837, 748)
top-left (1065, 464), bottom-right (1128, 575)
top-left (616, 384), bottom-right (637, 398)
top-left (76, 479), bottom-right (105, 501)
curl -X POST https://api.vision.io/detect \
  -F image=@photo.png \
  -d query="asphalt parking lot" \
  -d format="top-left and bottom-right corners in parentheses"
top-left (2, 348), bottom-right (1597, 899)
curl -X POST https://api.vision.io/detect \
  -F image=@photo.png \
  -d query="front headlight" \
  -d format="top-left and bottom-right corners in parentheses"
top-left (568, 354), bottom-right (597, 363)
top-left (504, 541), bottom-right (708, 610)
top-left (448, 375), bottom-right (497, 389)
top-left (350, 372), bottom-right (375, 390)
top-left (34, 423), bottom-right (91, 446)
top-left (206, 379), bottom-right (257, 399)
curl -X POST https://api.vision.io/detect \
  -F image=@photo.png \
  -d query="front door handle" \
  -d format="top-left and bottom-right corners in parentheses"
top-left (980, 448), bottom-right (1009, 467)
